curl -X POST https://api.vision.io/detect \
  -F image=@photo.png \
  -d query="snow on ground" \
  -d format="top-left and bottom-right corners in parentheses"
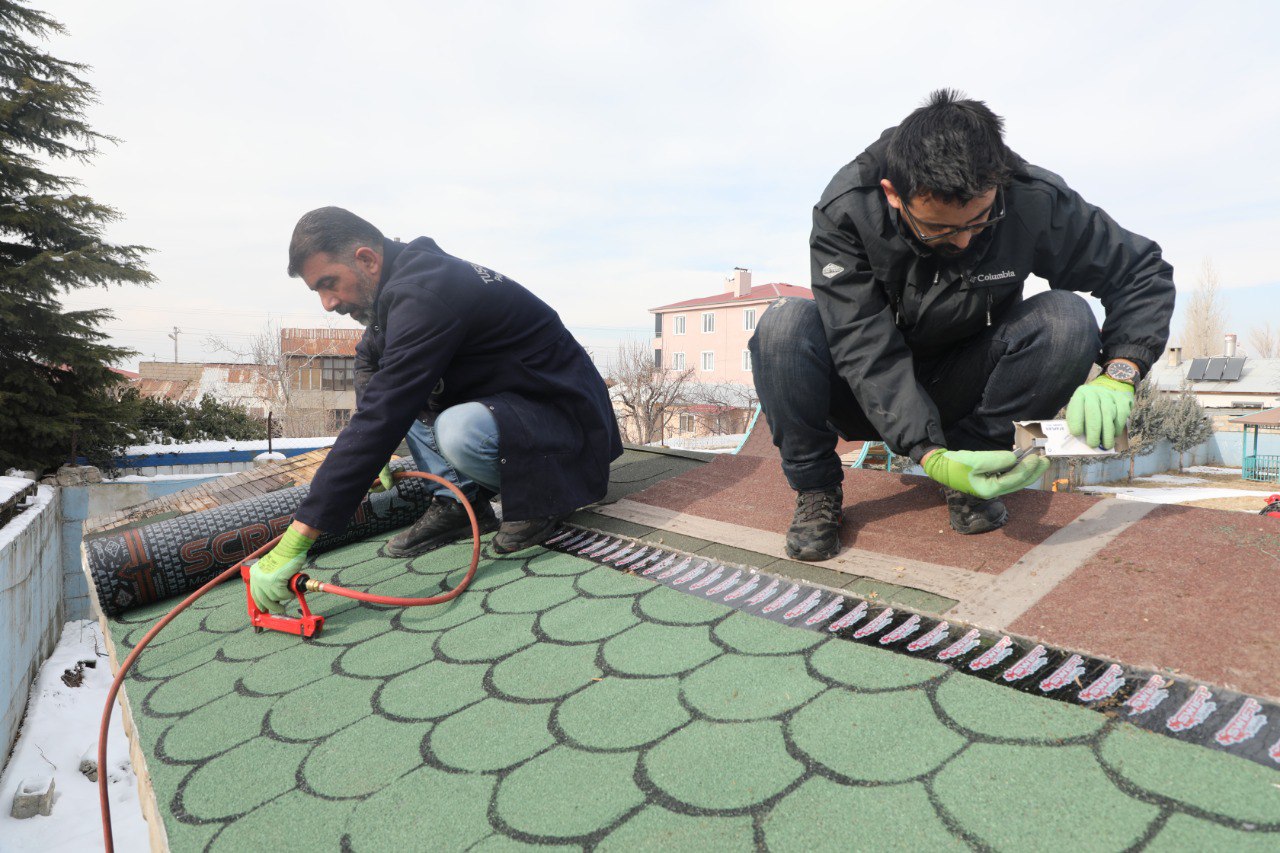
top-left (0, 474), bottom-right (35, 505)
top-left (1128, 473), bottom-right (1206, 485)
top-left (1082, 485), bottom-right (1271, 504)
top-left (0, 621), bottom-right (148, 852)
top-left (1080, 465), bottom-right (1276, 507)
top-left (124, 436), bottom-right (336, 456)
top-left (105, 472), bottom-right (231, 483)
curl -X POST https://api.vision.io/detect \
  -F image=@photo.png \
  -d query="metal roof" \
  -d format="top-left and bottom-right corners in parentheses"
top-left (1230, 406), bottom-right (1280, 426)
top-left (1148, 356), bottom-right (1280, 395)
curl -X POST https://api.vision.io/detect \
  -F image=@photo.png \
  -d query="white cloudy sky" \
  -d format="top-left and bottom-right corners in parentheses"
top-left (47, 0), bottom-right (1280, 368)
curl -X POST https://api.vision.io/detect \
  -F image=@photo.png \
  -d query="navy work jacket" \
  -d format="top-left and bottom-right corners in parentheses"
top-left (294, 238), bottom-right (622, 531)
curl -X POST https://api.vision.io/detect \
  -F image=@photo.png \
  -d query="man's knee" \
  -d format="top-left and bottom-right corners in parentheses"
top-left (434, 402), bottom-right (499, 466)
top-left (750, 297), bottom-right (824, 360)
top-left (1012, 290), bottom-right (1100, 360)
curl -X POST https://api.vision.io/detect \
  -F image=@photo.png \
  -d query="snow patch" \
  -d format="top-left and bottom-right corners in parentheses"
top-left (1083, 485), bottom-right (1272, 505)
top-left (1, 474), bottom-right (35, 504)
top-left (0, 485), bottom-right (53, 552)
top-left (0, 621), bottom-right (148, 852)
top-left (123, 436), bottom-right (337, 456)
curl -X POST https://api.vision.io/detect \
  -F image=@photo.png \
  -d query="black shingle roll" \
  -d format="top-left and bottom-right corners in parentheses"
top-left (83, 461), bottom-right (430, 616)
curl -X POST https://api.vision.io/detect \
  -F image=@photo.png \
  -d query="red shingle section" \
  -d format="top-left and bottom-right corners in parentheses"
top-left (650, 283), bottom-right (813, 312)
top-left (625, 454), bottom-right (1095, 574)
top-left (1011, 504), bottom-right (1280, 700)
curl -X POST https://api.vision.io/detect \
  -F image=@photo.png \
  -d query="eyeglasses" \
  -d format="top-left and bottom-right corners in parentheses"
top-left (898, 187), bottom-right (1006, 244)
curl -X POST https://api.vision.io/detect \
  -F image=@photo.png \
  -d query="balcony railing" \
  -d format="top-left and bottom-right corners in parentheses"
top-left (1243, 454), bottom-right (1280, 483)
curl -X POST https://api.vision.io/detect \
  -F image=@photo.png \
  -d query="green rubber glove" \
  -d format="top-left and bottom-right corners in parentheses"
top-left (923, 449), bottom-right (1050, 499)
top-left (1065, 376), bottom-right (1135, 449)
top-left (249, 528), bottom-right (315, 614)
top-left (369, 463), bottom-right (395, 493)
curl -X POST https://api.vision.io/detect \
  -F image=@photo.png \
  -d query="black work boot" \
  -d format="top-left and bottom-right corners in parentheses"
top-left (386, 495), bottom-right (499, 557)
top-left (492, 516), bottom-right (566, 555)
top-left (943, 488), bottom-right (1009, 535)
top-left (785, 485), bottom-right (843, 561)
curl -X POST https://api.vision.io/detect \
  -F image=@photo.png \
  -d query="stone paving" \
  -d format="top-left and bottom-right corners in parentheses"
top-left (109, 531), bottom-right (1280, 851)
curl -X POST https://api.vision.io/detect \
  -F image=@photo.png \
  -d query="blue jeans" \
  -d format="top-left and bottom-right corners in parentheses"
top-left (404, 402), bottom-right (502, 500)
top-left (748, 291), bottom-right (1101, 492)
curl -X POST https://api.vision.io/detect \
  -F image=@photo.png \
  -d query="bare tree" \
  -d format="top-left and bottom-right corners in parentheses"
top-left (206, 321), bottom-right (352, 437)
top-left (1179, 259), bottom-right (1227, 358)
top-left (608, 339), bottom-right (695, 445)
top-left (685, 381), bottom-right (759, 436)
top-left (1248, 322), bottom-right (1279, 359)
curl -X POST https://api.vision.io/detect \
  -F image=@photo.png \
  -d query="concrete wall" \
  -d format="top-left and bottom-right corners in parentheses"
top-left (1047, 432), bottom-right (1253, 486)
top-left (0, 486), bottom-right (62, 768)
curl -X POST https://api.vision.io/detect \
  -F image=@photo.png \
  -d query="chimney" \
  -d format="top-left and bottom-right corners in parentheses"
top-left (1224, 334), bottom-right (1237, 357)
top-left (1166, 346), bottom-right (1183, 367)
top-left (727, 267), bottom-right (752, 298)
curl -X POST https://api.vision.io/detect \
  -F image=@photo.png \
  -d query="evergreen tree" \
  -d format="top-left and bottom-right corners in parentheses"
top-left (134, 392), bottom-right (267, 445)
top-left (1120, 377), bottom-right (1175, 481)
top-left (0, 1), bottom-right (154, 473)
top-left (1168, 384), bottom-right (1213, 471)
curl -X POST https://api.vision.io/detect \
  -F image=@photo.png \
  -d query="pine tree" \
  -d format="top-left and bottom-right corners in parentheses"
top-left (1120, 377), bottom-right (1175, 481)
top-left (0, 1), bottom-right (154, 473)
top-left (1167, 384), bottom-right (1213, 472)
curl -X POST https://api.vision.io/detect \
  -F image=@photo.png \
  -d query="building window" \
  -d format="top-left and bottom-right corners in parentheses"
top-left (702, 312), bottom-right (715, 333)
top-left (672, 352), bottom-right (686, 370)
top-left (673, 315), bottom-right (686, 335)
top-left (742, 349), bottom-right (752, 372)
top-left (321, 357), bottom-right (356, 391)
top-left (327, 408), bottom-right (352, 432)
top-left (654, 313), bottom-right (662, 337)
top-left (743, 307), bottom-right (756, 331)
top-left (701, 351), bottom-right (714, 371)
top-left (653, 349), bottom-right (662, 370)
top-left (679, 413), bottom-right (695, 433)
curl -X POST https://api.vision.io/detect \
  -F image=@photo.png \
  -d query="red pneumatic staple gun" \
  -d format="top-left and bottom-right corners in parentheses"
top-left (240, 564), bottom-right (325, 638)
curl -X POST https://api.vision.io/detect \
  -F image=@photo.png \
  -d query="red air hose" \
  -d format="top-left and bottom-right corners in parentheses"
top-left (98, 471), bottom-right (481, 851)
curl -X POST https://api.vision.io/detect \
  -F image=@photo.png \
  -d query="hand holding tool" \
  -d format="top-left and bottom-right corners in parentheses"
top-left (248, 527), bottom-right (315, 613)
top-left (1065, 376), bottom-right (1134, 449)
top-left (923, 448), bottom-right (1050, 499)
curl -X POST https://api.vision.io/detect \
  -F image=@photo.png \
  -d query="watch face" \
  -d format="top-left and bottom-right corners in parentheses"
top-left (1106, 362), bottom-right (1138, 382)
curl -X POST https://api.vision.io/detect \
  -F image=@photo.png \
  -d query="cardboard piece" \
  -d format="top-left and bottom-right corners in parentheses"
top-left (1013, 419), bottom-right (1128, 457)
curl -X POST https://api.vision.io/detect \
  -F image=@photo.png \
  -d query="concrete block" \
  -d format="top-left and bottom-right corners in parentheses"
top-left (9, 775), bottom-right (55, 818)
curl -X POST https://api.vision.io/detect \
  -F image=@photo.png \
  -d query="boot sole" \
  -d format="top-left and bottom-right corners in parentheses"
top-left (784, 541), bottom-right (840, 562)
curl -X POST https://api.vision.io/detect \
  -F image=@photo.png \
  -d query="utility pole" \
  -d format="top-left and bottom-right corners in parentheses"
top-left (167, 327), bottom-right (181, 363)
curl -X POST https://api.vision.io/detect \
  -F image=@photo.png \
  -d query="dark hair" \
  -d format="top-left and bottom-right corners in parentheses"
top-left (287, 207), bottom-right (385, 277)
top-left (886, 89), bottom-right (1016, 205)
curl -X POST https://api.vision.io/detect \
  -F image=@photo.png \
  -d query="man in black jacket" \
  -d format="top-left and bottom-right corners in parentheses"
top-left (749, 90), bottom-right (1174, 561)
top-left (248, 207), bottom-right (623, 613)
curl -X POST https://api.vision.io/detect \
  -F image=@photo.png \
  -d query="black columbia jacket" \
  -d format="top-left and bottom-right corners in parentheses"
top-left (812, 128), bottom-right (1175, 461)
top-left (294, 238), bottom-right (622, 531)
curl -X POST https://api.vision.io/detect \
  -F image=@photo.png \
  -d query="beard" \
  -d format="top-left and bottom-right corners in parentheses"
top-left (333, 303), bottom-right (373, 325)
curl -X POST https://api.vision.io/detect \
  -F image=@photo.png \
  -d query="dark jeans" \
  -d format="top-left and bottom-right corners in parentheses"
top-left (748, 291), bottom-right (1101, 492)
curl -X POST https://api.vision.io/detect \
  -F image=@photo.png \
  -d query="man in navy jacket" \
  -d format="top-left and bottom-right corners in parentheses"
top-left (248, 207), bottom-right (622, 613)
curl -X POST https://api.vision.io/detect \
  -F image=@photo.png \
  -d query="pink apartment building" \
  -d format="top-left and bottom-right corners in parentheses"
top-left (649, 269), bottom-right (813, 438)
top-left (651, 269), bottom-right (812, 381)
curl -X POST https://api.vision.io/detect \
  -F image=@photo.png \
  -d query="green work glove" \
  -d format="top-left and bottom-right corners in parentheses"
top-left (1065, 376), bottom-right (1135, 449)
top-left (923, 449), bottom-right (1050, 500)
top-left (249, 528), bottom-right (315, 614)
top-left (369, 462), bottom-right (395, 493)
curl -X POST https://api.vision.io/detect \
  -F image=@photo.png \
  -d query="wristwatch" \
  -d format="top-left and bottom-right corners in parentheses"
top-left (1104, 360), bottom-right (1138, 385)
